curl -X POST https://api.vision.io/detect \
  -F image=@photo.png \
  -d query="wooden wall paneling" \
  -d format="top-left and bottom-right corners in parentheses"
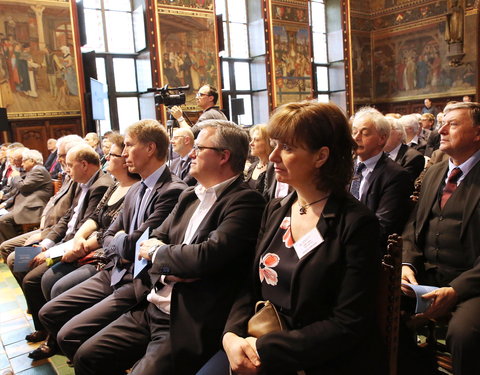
top-left (9, 117), bottom-right (82, 160)
top-left (14, 126), bottom-right (47, 158)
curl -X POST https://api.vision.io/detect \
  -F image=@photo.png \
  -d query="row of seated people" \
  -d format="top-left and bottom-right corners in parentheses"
top-left (0, 99), bottom-right (478, 375)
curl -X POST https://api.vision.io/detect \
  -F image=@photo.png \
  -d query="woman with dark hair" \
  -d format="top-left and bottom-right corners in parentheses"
top-left (199, 101), bottom-right (381, 375)
top-left (244, 124), bottom-right (273, 193)
top-left (40, 132), bottom-right (141, 300)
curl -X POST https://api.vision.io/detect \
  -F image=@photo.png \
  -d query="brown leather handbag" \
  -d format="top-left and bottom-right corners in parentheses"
top-left (247, 300), bottom-right (285, 338)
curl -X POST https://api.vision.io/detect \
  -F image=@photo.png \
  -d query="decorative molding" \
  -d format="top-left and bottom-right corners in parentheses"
top-left (9, 111), bottom-right (81, 119)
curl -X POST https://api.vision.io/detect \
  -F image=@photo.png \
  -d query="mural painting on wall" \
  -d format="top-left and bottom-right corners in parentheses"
top-left (272, 5), bottom-right (308, 23)
top-left (0, 1), bottom-right (80, 119)
top-left (272, 25), bottom-right (312, 106)
top-left (372, 21), bottom-right (476, 101)
top-left (352, 34), bottom-right (373, 101)
top-left (158, 10), bottom-right (219, 111)
top-left (156, 0), bottom-right (214, 11)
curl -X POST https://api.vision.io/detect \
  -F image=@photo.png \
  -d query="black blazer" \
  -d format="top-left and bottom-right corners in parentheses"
top-left (409, 138), bottom-right (427, 155)
top-left (244, 160), bottom-right (267, 194)
top-left (360, 153), bottom-right (413, 243)
top-left (169, 156), bottom-right (196, 186)
top-left (148, 176), bottom-right (265, 374)
top-left (394, 143), bottom-right (425, 182)
top-left (225, 192), bottom-right (381, 375)
top-left (44, 150), bottom-right (57, 171)
top-left (46, 170), bottom-right (114, 243)
top-left (424, 129), bottom-right (440, 157)
top-left (403, 160), bottom-right (480, 301)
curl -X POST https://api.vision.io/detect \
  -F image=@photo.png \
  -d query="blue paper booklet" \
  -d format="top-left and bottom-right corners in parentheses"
top-left (402, 283), bottom-right (439, 314)
top-left (134, 228), bottom-right (150, 278)
top-left (14, 247), bottom-right (41, 272)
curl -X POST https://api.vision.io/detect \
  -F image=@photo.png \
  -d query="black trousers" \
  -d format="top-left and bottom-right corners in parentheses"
top-left (39, 267), bottom-right (137, 359)
top-left (74, 302), bottom-right (171, 375)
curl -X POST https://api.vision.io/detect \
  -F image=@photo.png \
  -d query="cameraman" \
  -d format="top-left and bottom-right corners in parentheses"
top-left (170, 84), bottom-right (227, 137)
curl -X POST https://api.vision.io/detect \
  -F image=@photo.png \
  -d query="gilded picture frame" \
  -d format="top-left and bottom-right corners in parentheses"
top-left (0, 0), bottom-right (81, 119)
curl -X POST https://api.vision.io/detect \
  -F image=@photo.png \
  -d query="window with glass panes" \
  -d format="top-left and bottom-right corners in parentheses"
top-left (216, 0), bottom-right (253, 126)
top-left (310, 0), bottom-right (346, 109)
top-left (82, 0), bottom-right (148, 133)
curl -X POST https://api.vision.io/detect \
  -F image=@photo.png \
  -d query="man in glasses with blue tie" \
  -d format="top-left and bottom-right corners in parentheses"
top-left (39, 119), bottom-right (186, 361)
top-left (402, 101), bottom-right (480, 375)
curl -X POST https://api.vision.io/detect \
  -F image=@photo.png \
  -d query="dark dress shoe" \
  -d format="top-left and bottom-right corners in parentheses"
top-left (28, 341), bottom-right (58, 360)
top-left (25, 330), bottom-right (47, 343)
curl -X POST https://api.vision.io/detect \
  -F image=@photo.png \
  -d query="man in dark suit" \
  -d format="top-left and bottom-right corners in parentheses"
top-left (70, 120), bottom-right (265, 375)
top-left (400, 114), bottom-right (427, 154)
top-left (44, 138), bottom-right (57, 171)
top-left (402, 101), bottom-right (480, 375)
top-left (169, 127), bottom-right (196, 186)
top-left (38, 119), bottom-right (186, 360)
top-left (351, 107), bottom-right (413, 245)
top-left (384, 117), bottom-right (425, 182)
top-left (19, 144), bottom-right (113, 358)
top-left (0, 149), bottom-right (53, 243)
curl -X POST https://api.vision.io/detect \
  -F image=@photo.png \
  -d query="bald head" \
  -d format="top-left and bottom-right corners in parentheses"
top-left (171, 128), bottom-right (194, 157)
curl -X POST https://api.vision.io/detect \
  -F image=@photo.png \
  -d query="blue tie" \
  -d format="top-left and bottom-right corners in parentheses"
top-left (130, 182), bottom-right (147, 233)
top-left (350, 162), bottom-right (366, 200)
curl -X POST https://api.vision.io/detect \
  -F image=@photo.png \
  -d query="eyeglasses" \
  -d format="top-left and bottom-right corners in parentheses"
top-left (192, 144), bottom-right (226, 154)
top-left (107, 152), bottom-right (123, 158)
top-left (196, 92), bottom-right (209, 98)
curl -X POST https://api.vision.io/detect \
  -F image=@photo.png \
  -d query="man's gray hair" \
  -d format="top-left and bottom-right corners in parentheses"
top-left (22, 149), bottom-right (43, 165)
top-left (398, 114), bottom-right (420, 133)
top-left (12, 147), bottom-right (28, 158)
top-left (57, 135), bottom-right (86, 154)
top-left (197, 120), bottom-right (249, 174)
top-left (444, 101), bottom-right (480, 127)
top-left (353, 106), bottom-right (391, 138)
top-left (386, 117), bottom-right (406, 143)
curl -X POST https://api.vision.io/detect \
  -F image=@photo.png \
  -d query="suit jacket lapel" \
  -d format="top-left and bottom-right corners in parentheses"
top-left (460, 161), bottom-right (480, 237)
top-left (140, 167), bottom-right (171, 222)
top-left (181, 158), bottom-right (191, 180)
top-left (77, 171), bottom-right (101, 224)
top-left (395, 144), bottom-right (407, 162)
top-left (416, 161), bottom-right (447, 235)
top-left (361, 153), bottom-right (386, 204)
top-left (188, 176), bottom-right (244, 243)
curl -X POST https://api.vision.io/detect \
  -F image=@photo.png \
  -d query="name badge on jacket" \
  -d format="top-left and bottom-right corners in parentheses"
top-left (293, 227), bottom-right (324, 259)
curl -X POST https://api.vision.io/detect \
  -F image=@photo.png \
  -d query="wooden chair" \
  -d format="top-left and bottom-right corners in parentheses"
top-left (21, 222), bottom-right (39, 233)
top-left (409, 317), bottom-right (453, 373)
top-left (52, 179), bottom-right (62, 195)
top-left (377, 234), bottom-right (402, 375)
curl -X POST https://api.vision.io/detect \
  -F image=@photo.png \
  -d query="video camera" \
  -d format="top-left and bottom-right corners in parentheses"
top-left (147, 84), bottom-right (189, 107)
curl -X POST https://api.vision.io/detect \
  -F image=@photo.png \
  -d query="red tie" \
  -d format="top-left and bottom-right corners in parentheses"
top-left (440, 167), bottom-right (463, 209)
top-left (49, 160), bottom-right (58, 173)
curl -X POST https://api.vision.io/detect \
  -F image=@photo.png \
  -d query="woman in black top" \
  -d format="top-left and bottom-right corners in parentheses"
top-left (244, 124), bottom-right (273, 193)
top-left (199, 101), bottom-right (381, 375)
